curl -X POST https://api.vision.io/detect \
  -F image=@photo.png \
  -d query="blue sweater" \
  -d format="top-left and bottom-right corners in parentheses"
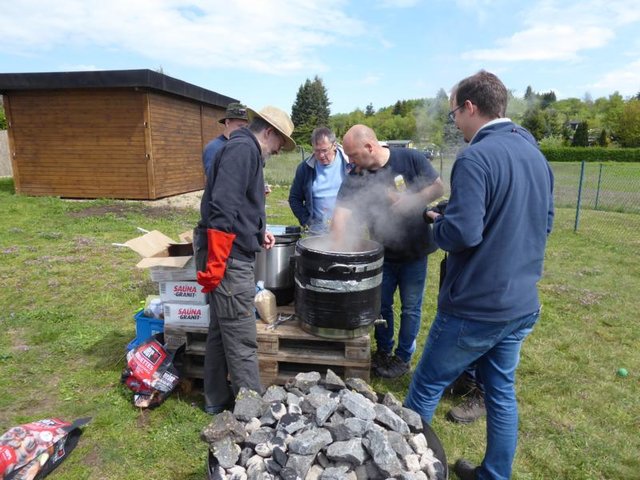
top-left (288, 146), bottom-right (350, 227)
top-left (198, 128), bottom-right (266, 261)
top-left (202, 134), bottom-right (227, 177)
top-left (435, 121), bottom-right (554, 321)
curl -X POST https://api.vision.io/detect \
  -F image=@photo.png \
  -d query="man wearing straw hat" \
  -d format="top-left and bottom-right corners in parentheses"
top-left (195, 106), bottom-right (296, 414)
top-left (202, 102), bottom-right (249, 177)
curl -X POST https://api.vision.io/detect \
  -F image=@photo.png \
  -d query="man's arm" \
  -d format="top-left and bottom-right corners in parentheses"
top-left (205, 142), bottom-right (253, 231)
top-left (329, 205), bottom-right (353, 250)
top-left (433, 159), bottom-right (486, 252)
top-left (391, 176), bottom-right (445, 216)
top-left (288, 163), bottom-right (310, 226)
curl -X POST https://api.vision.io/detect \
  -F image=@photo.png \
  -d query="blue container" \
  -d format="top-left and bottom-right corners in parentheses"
top-left (127, 311), bottom-right (164, 350)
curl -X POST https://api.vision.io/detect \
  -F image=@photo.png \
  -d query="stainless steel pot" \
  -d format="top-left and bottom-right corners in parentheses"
top-left (255, 226), bottom-right (301, 305)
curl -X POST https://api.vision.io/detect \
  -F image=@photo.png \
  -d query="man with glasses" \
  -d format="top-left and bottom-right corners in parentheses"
top-left (195, 106), bottom-right (296, 415)
top-left (289, 127), bottom-right (351, 234)
top-left (405, 71), bottom-right (554, 480)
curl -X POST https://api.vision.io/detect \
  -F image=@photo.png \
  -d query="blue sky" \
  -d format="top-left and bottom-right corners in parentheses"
top-left (2, 0), bottom-right (640, 114)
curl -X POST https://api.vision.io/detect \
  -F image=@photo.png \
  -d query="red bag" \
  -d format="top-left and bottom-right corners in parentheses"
top-left (121, 337), bottom-right (181, 408)
top-left (0, 417), bottom-right (90, 480)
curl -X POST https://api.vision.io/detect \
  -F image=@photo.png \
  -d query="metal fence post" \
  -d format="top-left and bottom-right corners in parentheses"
top-left (574, 160), bottom-right (586, 232)
top-left (595, 163), bottom-right (603, 210)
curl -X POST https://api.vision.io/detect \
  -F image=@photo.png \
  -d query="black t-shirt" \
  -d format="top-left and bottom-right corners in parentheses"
top-left (336, 147), bottom-right (440, 260)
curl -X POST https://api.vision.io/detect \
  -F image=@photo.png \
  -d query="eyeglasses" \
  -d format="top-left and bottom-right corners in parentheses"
top-left (313, 143), bottom-right (336, 156)
top-left (448, 104), bottom-right (465, 122)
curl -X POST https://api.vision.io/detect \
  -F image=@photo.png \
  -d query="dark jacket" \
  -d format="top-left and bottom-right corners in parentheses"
top-left (288, 146), bottom-right (349, 227)
top-left (336, 147), bottom-right (440, 261)
top-left (198, 128), bottom-right (265, 261)
top-left (435, 120), bottom-right (555, 322)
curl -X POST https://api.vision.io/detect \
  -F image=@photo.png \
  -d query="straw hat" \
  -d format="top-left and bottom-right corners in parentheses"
top-left (247, 106), bottom-right (296, 152)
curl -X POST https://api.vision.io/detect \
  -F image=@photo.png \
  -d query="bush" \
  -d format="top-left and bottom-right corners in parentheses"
top-left (541, 147), bottom-right (640, 162)
top-left (538, 135), bottom-right (567, 149)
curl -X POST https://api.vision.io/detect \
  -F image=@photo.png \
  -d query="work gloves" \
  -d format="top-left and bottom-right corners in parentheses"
top-left (196, 229), bottom-right (236, 293)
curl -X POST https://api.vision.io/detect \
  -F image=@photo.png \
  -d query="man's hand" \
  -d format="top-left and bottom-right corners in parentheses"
top-left (390, 192), bottom-right (428, 216)
top-left (263, 231), bottom-right (276, 249)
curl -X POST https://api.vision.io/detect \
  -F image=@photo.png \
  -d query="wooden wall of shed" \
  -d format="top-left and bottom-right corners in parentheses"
top-left (146, 92), bottom-right (211, 199)
top-left (201, 106), bottom-right (226, 150)
top-left (5, 89), bottom-right (150, 199)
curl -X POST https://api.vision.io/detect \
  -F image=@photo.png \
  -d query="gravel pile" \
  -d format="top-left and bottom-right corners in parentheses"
top-left (202, 369), bottom-right (446, 480)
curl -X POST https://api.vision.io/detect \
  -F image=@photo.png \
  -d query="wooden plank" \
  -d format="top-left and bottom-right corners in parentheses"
top-left (143, 92), bottom-right (155, 199)
top-left (162, 305), bottom-right (372, 387)
top-left (3, 95), bottom-right (21, 193)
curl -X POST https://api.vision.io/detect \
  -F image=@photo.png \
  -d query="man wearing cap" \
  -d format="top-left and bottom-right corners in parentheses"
top-left (202, 102), bottom-right (249, 177)
top-left (196, 106), bottom-right (295, 414)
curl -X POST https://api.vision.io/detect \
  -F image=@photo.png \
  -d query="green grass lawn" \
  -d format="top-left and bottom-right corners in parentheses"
top-left (0, 177), bottom-right (639, 479)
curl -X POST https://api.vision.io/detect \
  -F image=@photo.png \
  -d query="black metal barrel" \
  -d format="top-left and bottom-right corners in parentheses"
top-left (294, 235), bottom-right (384, 339)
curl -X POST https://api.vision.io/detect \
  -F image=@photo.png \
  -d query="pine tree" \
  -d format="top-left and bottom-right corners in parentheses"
top-left (365, 103), bottom-right (375, 117)
top-left (597, 128), bottom-right (609, 147)
top-left (291, 76), bottom-right (331, 144)
top-left (524, 86), bottom-right (534, 101)
top-left (572, 121), bottom-right (589, 147)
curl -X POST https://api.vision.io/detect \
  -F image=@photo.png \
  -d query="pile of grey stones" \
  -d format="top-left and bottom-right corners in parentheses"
top-left (201, 369), bottom-right (446, 480)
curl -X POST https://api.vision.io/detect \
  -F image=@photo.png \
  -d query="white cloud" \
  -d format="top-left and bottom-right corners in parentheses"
top-left (464, 25), bottom-right (613, 61)
top-left (376, 0), bottom-right (421, 7)
top-left (462, 0), bottom-right (640, 62)
top-left (589, 58), bottom-right (640, 97)
top-left (0, 0), bottom-right (364, 74)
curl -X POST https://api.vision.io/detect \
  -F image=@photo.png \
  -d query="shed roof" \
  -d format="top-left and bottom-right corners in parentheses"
top-left (0, 69), bottom-right (236, 108)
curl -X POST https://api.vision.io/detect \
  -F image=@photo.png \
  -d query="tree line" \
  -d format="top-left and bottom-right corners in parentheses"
top-left (291, 76), bottom-right (640, 149)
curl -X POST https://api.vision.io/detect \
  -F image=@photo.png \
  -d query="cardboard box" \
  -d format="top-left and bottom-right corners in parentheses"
top-left (163, 302), bottom-right (209, 328)
top-left (121, 230), bottom-right (194, 271)
top-left (159, 281), bottom-right (206, 304)
top-left (150, 258), bottom-right (197, 282)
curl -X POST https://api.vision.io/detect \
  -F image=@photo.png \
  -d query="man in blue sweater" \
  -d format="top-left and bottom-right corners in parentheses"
top-left (404, 71), bottom-right (554, 480)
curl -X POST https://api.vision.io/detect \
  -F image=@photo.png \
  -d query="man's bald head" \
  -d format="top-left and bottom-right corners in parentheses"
top-left (342, 124), bottom-right (388, 171)
top-left (344, 124), bottom-right (378, 146)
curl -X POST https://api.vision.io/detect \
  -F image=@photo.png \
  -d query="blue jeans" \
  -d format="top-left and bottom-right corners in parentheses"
top-left (375, 257), bottom-right (427, 363)
top-left (405, 309), bottom-right (539, 480)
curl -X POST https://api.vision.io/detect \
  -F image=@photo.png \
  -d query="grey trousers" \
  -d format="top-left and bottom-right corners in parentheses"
top-left (203, 257), bottom-right (263, 409)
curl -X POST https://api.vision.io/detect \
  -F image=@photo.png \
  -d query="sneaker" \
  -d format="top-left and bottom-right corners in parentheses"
top-left (371, 350), bottom-right (392, 370)
top-left (375, 355), bottom-right (410, 378)
top-left (453, 458), bottom-right (478, 480)
top-left (447, 390), bottom-right (486, 424)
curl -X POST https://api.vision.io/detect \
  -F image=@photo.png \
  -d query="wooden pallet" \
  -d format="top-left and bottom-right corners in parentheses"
top-left (256, 320), bottom-right (371, 386)
top-left (164, 305), bottom-right (372, 386)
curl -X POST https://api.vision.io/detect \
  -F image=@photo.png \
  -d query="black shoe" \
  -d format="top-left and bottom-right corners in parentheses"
top-left (445, 372), bottom-right (477, 397)
top-left (453, 458), bottom-right (478, 480)
top-left (371, 350), bottom-right (392, 370)
top-left (375, 355), bottom-right (410, 378)
top-left (204, 402), bottom-right (234, 415)
top-left (447, 390), bottom-right (486, 424)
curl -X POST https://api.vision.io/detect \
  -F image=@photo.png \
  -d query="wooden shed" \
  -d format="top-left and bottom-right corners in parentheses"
top-left (0, 69), bottom-right (237, 199)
